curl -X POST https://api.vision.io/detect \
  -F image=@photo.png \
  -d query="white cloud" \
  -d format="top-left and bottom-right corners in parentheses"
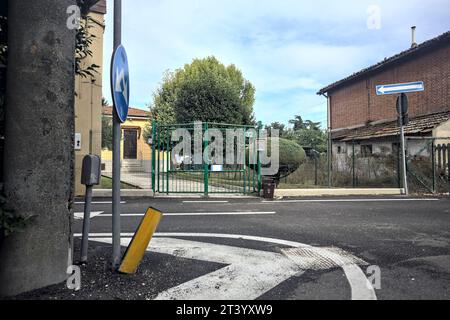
top-left (102, 0), bottom-right (450, 126)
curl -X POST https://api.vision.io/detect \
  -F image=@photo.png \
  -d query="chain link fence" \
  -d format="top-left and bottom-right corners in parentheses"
top-left (281, 138), bottom-right (450, 194)
top-left (407, 137), bottom-right (450, 194)
top-left (281, 148), bottom-right (399, 189)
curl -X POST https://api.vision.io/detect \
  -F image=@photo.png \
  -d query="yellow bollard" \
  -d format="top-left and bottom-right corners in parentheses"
top-left (119, 207), bottom-right (163, 274)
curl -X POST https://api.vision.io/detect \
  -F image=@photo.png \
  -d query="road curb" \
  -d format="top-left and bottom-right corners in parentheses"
top-left (275, 188), bottom-right (405, 197)
top-left (92, 189), bottom-right (260, 199)
top-left (93, 189), bottom-right (154, 198)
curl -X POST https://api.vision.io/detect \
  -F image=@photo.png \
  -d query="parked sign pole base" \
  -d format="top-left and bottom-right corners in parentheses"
top-left (400, 125), bottom-right (409, 196)
top-left (80, 186), bottom-right (93, 264)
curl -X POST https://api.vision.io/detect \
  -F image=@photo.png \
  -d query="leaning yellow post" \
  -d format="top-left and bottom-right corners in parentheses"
top-left (119, 207), bottom-right (163, 274)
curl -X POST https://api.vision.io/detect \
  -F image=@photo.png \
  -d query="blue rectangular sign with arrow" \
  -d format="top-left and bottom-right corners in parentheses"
top-left (376, 81), bottom-right (424, 96)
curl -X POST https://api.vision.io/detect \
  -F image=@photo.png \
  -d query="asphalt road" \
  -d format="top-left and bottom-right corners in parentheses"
top-left (73, 196), bottom-right (450, 300)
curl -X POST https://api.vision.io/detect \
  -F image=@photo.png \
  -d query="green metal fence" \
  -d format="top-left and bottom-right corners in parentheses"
top-left (151, 121), bottom-right (262, 195)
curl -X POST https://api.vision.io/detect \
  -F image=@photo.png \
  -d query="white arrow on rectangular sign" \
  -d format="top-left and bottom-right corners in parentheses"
top-left (376, 81), bottom-right (424, 96)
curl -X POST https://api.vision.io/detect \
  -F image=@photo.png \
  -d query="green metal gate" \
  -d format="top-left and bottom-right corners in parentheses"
top-left (151, 122), bottom-right (262, 195)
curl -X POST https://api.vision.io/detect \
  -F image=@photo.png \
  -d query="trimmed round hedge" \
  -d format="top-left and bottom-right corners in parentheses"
top-left (268, 138), bottom-right (306, 169)
top-left (249, 138), bottom-right (306, 175)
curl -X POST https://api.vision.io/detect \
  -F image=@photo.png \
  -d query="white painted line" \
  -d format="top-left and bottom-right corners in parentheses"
top-left (95, 236), bottom-right (302, 301)
top-left (183, 201), bottom-right (229, 204)
top-left (260, 198), bottom-right (440, 204)
top-left (75, 232), bottom-right (377, 300)
top-left (153, 238), bottom-right (301, 300)
top-left (75, 201), bottom-right (126, 205)
top-left (152, 233), bottom-right (377, 301)
top-left (98, 211), bottom-right (276, 217)
top-left (73, 211), bottom-right (104, 220)
top-left (74, 233), bottom-right (133, 237)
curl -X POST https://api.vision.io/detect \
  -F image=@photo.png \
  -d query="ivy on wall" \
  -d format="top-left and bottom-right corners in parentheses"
top-left (75, 0), bottom-right (100, 78)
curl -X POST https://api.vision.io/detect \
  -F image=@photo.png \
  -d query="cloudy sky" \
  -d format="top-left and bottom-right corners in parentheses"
top-left (102, 0), bottom-right (450, 127)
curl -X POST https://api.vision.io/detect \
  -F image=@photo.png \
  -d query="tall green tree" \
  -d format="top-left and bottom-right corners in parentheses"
top-left (150, 56), bottom-right (255, 125)
top-left (304, 120), bottom-right (322, 131)
top-left (265, 122), bottom-right (287, 137)
top-left (101, 116), bottom-right (113, 150)
top-left (150, 71), bottom-right (177, 125)
top-left (284, 115), bottom-right (327, 152)
top-left (289, 115), bottom-right (306, 131)
top-left (291, 129), bottom-right (327, 153)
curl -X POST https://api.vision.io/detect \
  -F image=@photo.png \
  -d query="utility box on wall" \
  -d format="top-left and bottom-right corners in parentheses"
top-left (75, 133), bottom-right (82, 151)
top-left (81, 155), bottom-right (101, 186)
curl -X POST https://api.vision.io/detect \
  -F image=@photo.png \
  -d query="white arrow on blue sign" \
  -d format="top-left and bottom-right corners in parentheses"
top-left (376, 81), bottom-right (424, 96)
top-left (111, 45), bottom-right (130, 123)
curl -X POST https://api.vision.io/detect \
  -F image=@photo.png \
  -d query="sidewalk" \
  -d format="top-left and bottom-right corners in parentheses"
top-left (103, 172), bottom-right (151, 189)
top-left (103, 171), bottom-right (241, 194)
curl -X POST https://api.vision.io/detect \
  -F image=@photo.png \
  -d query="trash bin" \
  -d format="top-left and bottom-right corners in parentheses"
top-left (262, 177), bottom-right (276, 199)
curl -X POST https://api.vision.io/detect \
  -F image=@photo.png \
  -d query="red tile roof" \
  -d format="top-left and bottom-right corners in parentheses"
top-left (318, 30), bottom-right (450, 95)
top-left (102, 106), bottom-right (151, 119)
top-left (333, 109), bottom-right (450, 141)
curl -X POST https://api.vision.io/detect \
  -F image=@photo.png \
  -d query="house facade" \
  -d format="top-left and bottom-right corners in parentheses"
top-left (101, 106), bottom-right (152, 175)
top-left (318, 30), bottom-right (450, 166)
top-left (74, 0), bottom-right (107, 196)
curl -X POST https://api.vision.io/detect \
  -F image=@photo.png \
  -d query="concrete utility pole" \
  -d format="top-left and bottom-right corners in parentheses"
top-left (0, 0), bottom-right (76, 296)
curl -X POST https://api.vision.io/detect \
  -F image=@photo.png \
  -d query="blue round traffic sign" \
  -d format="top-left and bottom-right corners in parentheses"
top-left (111, 45), bottom-right (130, 123)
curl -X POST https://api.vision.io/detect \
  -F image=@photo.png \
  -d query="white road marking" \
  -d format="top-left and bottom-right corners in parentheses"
top-left (149, 238), bottom-right (302, 300)
top-left (183, 201), bottom-right (229, 204)
top-left (94, 237), bottom-right (302, 300)
top-left (260, 198), bottom-right (440, 204)
top-left (77, 232), bottom-right (377, 300)
top-left (75, 201), bottom-right (126, 205)
top-left (98, 212), bottom-right (276, 217)
top-left (73, 211), bottom-right (104, 220)
top-left (74, 233), bottom-right (133, 237)
top-left (282, 247), bottom-right (368, 270)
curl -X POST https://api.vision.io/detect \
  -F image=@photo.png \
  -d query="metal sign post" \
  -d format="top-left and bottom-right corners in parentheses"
top-left (375, 81), bottom-right (425, 196)
top-left (399, 125), bottom-right (408, 195)
top-left (80, 155), bottom-right (101, 263)
top-left (112, 0), bottom-right (122, 271)
top-left (397, 93), bottom-right (409, 195)
top-left (111, 0), bottom-right (130, 270)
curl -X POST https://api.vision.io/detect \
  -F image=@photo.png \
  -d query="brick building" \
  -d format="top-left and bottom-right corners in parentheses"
top-left (318, 30), bottom-right (450, 162)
